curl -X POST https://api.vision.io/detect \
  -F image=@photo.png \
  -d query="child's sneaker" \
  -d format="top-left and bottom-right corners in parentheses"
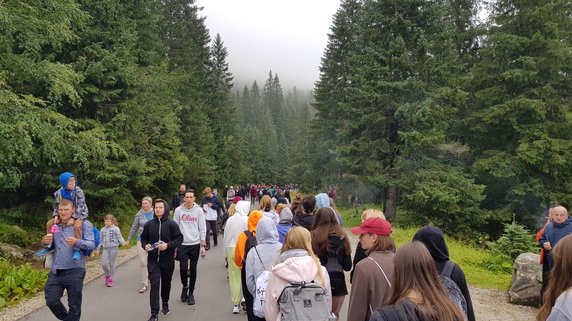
top-left (104, 275), bottom-right (110, 286)
top-left (107, 278), bottom-right (114, 287)
top-left (232, 304), bottom-right (240, 314)
top-left (72, 249), bottom-right (81, 260)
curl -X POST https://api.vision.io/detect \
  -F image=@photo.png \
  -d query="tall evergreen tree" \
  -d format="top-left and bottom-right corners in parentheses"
top-left (465, 0), bottom-right (572, 225)
top-left (313, 0), bottom-right (362, 189)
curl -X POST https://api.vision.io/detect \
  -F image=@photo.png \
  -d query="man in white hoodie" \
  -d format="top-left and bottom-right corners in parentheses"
top-left (223, 200), bottom-right (250, 314)
top-left (173, 190), bottom-right (206, 306)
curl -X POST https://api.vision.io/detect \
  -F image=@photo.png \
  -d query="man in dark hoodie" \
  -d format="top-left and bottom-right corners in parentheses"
top-left (413, 226), bottom-right (475, 321)
top-left (141, 199), bottom-right (183, 321)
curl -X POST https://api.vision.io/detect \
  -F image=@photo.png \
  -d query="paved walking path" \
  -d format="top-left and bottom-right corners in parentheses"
top-left (21, 202), bottom-right (349, 321)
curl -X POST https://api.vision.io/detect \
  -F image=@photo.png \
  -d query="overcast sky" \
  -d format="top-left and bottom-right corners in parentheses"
top-left (195, 0), bottom-right (341, 90)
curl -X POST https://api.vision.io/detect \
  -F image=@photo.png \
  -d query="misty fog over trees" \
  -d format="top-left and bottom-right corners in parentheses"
top-left (1, 0), bottom-right (571, 239)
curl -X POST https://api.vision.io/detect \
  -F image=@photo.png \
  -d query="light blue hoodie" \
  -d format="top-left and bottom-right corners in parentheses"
top-left (245, 216), bottom-right (282, 295)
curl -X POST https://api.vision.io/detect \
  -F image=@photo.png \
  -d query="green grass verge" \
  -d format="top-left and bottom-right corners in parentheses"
top-left (339, 205), bottom-right (512, 290)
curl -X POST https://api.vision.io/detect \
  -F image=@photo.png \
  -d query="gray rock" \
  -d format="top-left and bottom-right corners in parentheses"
top-left (509, 252), bottom-right (542, 306)
top-left (0, 242), bottom-right (25, 260)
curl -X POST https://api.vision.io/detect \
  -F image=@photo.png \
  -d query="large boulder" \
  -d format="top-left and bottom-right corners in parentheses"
top-left (0, 242), bottom-right (25, 260)
top-left (509, 252), bottom-right (542, 306)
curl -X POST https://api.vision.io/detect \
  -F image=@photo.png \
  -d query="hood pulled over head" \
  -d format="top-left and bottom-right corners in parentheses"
top-left (315, 193), bottom-right (330, 209)
top-left (236, 200), bottom-right (251, 217)
top-left (256, 216), bottom-right (279, 244)
top-left (412, 225), bottom-right (449, 261)
top-left (248, 210), bottom-right (264, 232)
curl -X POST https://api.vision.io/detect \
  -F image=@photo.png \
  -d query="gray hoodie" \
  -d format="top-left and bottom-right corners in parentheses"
top-left (97, 225), bottom-right (126, 250)
top-left (173, 202), bottom-right (206, 246)
top-left (245, 216), bottom-right (282, 296)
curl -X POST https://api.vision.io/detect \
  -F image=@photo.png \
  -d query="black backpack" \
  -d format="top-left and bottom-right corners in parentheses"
top-left (242, 230), bottom-right (258, 265)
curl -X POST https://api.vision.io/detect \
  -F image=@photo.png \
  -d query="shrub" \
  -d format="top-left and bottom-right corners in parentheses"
top-left (0, 258), bottom-right (48, 309)
top-left (0, 224), bottom-right (36, 247)
top-left (488, 222), bottom-right (537, 261)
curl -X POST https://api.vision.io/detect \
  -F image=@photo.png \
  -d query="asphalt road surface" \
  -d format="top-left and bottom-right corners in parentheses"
top-left (21, 202), bottom-right (349, 321)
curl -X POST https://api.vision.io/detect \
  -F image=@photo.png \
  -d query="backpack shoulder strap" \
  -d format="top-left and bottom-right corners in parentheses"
top-left (367, 257), bottom-right (391, 287)
top-left (253, 246), bottom-right (266, 270)
top-left (441, 260), bottom-right (454, 278)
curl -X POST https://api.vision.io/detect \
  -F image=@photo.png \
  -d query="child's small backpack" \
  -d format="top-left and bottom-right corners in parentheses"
top-left (80, 221), bottom-right (100, 256)
top-left (440, 261), bottom-right (468, 316)
top-left (278, 281), bottom-right (336, 321)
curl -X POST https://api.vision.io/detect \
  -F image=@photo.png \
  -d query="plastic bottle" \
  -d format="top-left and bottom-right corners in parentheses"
top-left (200, 248), bottom-right (206, 260)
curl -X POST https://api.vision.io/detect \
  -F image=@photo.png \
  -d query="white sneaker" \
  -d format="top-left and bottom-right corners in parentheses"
top-left (232, 305), bottom-right (240, 314)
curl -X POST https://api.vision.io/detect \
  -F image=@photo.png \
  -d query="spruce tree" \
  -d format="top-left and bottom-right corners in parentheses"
top-left (466, 0), bottom-right (572, 224)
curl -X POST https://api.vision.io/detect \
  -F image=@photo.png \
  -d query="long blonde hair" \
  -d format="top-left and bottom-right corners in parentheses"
top-left (281, 227), bottom-right (326, 287)
top-left (227, 203), bottom-right (237, 217)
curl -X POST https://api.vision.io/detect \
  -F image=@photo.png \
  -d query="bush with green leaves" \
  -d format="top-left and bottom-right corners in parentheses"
top-left (0, 258), bottom-right (48, 309)
top-left (488, 222), bottom-right (537, 261)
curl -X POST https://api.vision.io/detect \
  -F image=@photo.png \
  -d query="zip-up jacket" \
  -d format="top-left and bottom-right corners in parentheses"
top-left (140, 212), bottom-right (183, 264)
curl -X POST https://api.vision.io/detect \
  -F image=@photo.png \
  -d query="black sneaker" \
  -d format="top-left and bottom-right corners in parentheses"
top-left (205, 245), bottom-right (210, 251)
top-left (187, 293), bottom-right (195, 305)
top-left (147, 315), bottom-right (158, 321)
top-left (181, 287), bottom-right (188, 302)
top-left (162, 302), bottom-right (170, 315)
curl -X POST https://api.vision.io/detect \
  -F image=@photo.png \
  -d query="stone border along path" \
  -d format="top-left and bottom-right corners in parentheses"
top-left (2, 228), bottom-right (539, 321)
top-left (1, 246), bottom-right (138, 321)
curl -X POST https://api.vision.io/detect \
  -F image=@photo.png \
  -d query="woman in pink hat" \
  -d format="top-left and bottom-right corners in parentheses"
top-left (347, 217), bottom-right (395, 321)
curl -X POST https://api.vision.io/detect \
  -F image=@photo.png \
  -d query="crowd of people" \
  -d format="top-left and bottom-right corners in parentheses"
top-left (38, 173), bottom-right (572, 321)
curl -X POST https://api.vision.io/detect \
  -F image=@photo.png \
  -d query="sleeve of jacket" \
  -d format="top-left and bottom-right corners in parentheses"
top-left (53, 190), bottom-right (60, 217)
top-left (140, 221), bottom-right (151, 249)
top-left (199, 211), bottom-right (207, 241)
top-left (341, 250), bottom-right (353, 271)
top-left (211, 196), bottom-right (221, 210)
top-left (245, 248), bottom-right (257, 296)
top-left (539, 227), bottom-right (550, 247)
top-left (72, 187), bottom-right (89, 220)
top-left (234, 233), bottom-right (246, 268)
top-left (452, 263), bottom-right (475, 321)
top-left (114, 226), bottom-right (126, 245)
top-left (347, 263), bottom-right (369, 321)
top-left (76, 220), bottom-right (95, 250)
top-left (127, 214), bottom-right (140, 241)
top-left (169, 221), bottom-right (183, 250)
top-left (264, 272), bottom-right (281, 321)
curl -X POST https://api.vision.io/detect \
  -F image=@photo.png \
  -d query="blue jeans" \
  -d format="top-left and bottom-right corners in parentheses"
top-left (45, 268), bottom-right (85, 321)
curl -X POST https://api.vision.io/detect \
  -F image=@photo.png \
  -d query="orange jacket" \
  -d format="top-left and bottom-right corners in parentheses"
top-left (234, 210), bottom-right (263, 269)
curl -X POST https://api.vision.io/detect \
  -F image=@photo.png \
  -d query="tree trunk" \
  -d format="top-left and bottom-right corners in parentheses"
top-left (384, 185), bottom-right (398, 220)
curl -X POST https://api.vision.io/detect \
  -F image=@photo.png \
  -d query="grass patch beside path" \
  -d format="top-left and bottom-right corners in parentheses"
top-left (339, 206), bottom-right (512, 290)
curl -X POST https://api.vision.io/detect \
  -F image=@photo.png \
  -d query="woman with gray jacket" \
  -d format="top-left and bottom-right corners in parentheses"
top-left (124, 196), bottom-right (154, 293)
top-left (245, 216), bottom-right (282, 320)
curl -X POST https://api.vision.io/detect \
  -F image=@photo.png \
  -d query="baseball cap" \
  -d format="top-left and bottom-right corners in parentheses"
top-left (232, 196), bottom-right (242, 204)
top-left (350, 217), bottom-right (392, 236)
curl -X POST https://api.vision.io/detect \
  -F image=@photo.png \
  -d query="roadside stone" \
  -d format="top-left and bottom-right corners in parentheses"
top-left (508, 252), bottom-right (542, 306)
top-left (0, 242), bottom-right (25, 260)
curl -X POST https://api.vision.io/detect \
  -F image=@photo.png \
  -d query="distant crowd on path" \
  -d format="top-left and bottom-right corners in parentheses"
top-left (38, 174), bottom-right (572, 321)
